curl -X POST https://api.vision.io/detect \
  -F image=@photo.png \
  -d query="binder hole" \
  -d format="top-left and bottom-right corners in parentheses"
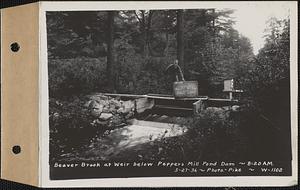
top-left (12, 145), bottom-right (21, 154)
top-left (10, 42), bottom-right (20, 52)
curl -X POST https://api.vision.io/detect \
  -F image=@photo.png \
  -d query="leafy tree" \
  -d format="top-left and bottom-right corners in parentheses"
top-left (47, 11), bottom-right (108, 58)
top-left (241, 17), bottom-right (290, 126)
top-left (183, 9), bottom-right (253, 95)
top-left (47, 9), bottom-right (254, 96)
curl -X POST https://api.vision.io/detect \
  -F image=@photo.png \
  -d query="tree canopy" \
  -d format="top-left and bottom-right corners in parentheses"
top-left (47, 9), bottom-right (256, 97)
top-left (46, 9), bottom-right (290, 111)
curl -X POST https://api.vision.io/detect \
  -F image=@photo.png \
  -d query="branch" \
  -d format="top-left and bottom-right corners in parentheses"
top-left (134, 11), bottom-right (143, 25)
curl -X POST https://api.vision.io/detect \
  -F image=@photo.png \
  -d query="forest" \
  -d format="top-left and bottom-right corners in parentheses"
top-left (47, 9), bottom-right (291, 165)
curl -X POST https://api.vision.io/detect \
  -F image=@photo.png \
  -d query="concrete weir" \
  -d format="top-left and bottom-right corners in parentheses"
top-left (108, 119), bottom-right (187, 150)
top-left (83, 93), bottom-right (240, 158)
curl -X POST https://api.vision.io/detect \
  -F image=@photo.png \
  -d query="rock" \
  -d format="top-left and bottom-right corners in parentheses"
top-left (96, 119), bottom-right (109, 125)
top-left (89, 100), bottom-right (103, 117)
top-left (99, 113), bottom-right (113, 120)
top-left (90, 95), bottom-right (108, 102)
top-left (122, 100), bottom-right (135, 113)
top-left (89, 96), bottom-right (102, 103)
top-left (231, 105), bottom-right (240, 112)
top-left (109, 104), bottom-right (117, 113)
top-left (86, 95), bottom-right (136, 124)
top-left (84, 100), bottom-right (92, 107)
top-left (108, 115), bottom-right (126, 127)
top-left (53, 112), bottom-right (59, 117)
top-left (110, 99), bottom-right (122, 109)
top-left (117, 107), bottom-right (125, 113)
top-left (102, 106), bottom-right (110, 113)
top-left (125, 111), bottom-right (134, 119)
top-left (55, 101), bottom-right (63, 106)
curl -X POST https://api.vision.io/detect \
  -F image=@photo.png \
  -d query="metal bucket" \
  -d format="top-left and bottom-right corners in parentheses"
top-left (173, 81), bottom-right (198, 98)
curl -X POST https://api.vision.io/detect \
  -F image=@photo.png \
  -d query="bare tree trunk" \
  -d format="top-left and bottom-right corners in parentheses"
top-left (163, 32), bottom-right (170, 56)
top-left (106, 11), bottom-right (116, 92)
top-left (177, 10), bottom-right (185, 75)
top-left (135, 10), bottom-right (153, 58)
top-left (146, 11), bottom-right (153, 57)
top-left (140, 11), bottom-right (148, 58)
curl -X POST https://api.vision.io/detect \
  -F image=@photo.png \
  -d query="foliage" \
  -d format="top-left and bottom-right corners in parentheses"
top-left (48, 57), bottom-right (107, 97)
top-left (241, 18), bottom-right (290, 120)
top-left (49, 96), bottom-right (99, 161)
top-left (47, 9), bottom-right (254, 96)
top-left (47, 12), bottom-right (107, 58)
top-left (49, 95), bottom-right (132, 161)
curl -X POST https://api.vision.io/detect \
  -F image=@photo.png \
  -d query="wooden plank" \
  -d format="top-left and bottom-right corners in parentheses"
top-left (147, 95), bottom-right (206, 101)
top-left (128, 119), bottom-right (182, 128)
top-left (193, 99), bottom-right (203, 114)
top-left (147, 93), bottom-right (173, 97)
top-left (154, 105), bottom-right (193, 111)
top-left (150, 107), bottom-right (194, 117)
top-left (205, 98), bottom-right (239, 107)
top-left (207, 98), bottom-right (239, 102)
top-left (173, 81), bottom-right (198, 98)
top-left (93, 92), bottom-right (209, 101)
top-left (90, 93), bottom-right (146, 99)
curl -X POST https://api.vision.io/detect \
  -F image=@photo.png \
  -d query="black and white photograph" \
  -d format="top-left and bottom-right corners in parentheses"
top-left (41, 1), bottom-right (297, 186)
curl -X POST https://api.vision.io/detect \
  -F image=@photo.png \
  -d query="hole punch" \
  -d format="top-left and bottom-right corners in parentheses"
top-left (10, 42), bottom-right (20, 52)
top-left (12, 145), bottom-right (21, 154)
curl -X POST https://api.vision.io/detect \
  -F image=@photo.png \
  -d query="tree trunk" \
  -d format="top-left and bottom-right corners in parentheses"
top-left (140, 11), bottom-right (148, 58)
top-left (146, 11), bottom-right (153, 57)
top-left (163, 32), bottom-right (170, 56)
top-left (177, 10), bottom-right (185, 75)
top-left (106, 11), bottom-right (116, 92)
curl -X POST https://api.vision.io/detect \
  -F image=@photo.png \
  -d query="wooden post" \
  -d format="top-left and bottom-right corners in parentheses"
top-left (229, 92), bottom-right (233, 100)
top-left (193, 100), bottom-right (202, 114)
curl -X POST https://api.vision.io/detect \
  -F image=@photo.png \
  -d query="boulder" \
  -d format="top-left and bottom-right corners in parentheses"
top-left (110, 99), bottom-right (122, 109)
top-left (89, 100), bottom-right (103, 117)
top-left (231, 105), bottom-right (240, 112)
top-left (122, 100), bottom-right (135, 114)
top-left (108, 115), bottom-right (126, 127)
top-left (99, 113), bottom-right (113, 120)
top-left (95, 119), bottom-right (109, 125)
top-left (87, 95), bottom-right (135, 124)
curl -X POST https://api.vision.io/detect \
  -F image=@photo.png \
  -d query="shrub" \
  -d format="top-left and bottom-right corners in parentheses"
top-left (48, 57), bottom-right (107, 97)
top-left (49, 96), bottom-right (102, 161)
top-left (134, 57), bottom-right (174, 94)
